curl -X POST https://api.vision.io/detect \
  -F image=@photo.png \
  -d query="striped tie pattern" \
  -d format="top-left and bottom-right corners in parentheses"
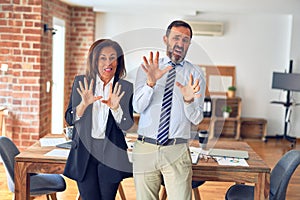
top-left (157, 63), bottom-right (176, 145)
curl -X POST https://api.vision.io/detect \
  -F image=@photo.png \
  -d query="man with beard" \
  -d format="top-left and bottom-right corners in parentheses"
top-left (132, 20), bottom-right (206, 200)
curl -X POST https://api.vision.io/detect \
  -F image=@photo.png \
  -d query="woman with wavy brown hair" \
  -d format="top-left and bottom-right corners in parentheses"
top-left (64, 39), bottom-right (134, 200)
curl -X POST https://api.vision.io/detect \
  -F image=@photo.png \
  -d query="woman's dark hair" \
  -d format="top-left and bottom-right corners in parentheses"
top-left (85, 39), bottom-right (126, 81)
top-left (166, 20), bottom-right (193, 39)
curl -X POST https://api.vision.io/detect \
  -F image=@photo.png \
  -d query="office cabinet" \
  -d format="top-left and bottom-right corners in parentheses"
top-left (198, 97), bottom-right (242, 140)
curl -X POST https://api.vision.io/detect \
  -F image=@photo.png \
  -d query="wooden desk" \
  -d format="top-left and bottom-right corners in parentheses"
top-left (14, 135), bottom-right (127, 200)
top-left (192, 140), bottom-right (270, 200)
top-left (14, 135), bottom-right (67, 200)
top-left (15, 136), bottom-right (270, 200)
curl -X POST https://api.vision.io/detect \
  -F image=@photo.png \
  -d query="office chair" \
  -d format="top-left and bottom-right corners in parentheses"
top-left (225, 149), bottom-right (300, 200)
top-left (0, 136), bottom-right (66, 200)
top-left (160, 176), bottom-right (205, 200)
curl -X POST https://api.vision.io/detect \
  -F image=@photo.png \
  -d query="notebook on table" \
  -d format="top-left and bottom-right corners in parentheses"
top-left (208, 148), bottom-right (249, 159)
top-left (56, 140), bottom-right (72, 149)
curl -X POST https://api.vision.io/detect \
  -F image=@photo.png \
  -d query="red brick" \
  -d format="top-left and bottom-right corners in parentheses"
top-left (15, 6), bottom-right (32, 12)
top-left (28, 0), bottom-right (41, 6)
top-left (0, 49), bottom-right (10, 54)
top-left (13, 56), bottom-right (22, 62)
top-left (1, 5), bottom-right (13, 11)
top-left (23, 14), bottom-right (41, 20)
top-left (21, 134), bottom-right (30, 140)
top-left (23, 50), bottom-right (40, 56)
top-left (0, 41), bottom-right (20, 47)
top-left (13, 49), bottom-right (21, 54)
top-left (0, 27), bottom-right (21, 33)
top-left (0, 20), bottom-right (7, 25)
top-left (13, 99), bottom-right (21, 105)
top-left (0, 0), bottom-right (11, 4)
top-left (23, 28), bottom-right (40, 34)
top-left (22, 43), bottom-right (31, 48)
top-left (24, 35), bottom-right (40, 41)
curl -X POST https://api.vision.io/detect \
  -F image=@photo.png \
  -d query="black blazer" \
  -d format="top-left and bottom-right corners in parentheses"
top-left (63, 75), bottom-right (134, 183)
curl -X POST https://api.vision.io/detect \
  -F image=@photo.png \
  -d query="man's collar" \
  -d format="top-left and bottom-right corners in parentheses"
top-left (163, 57), bottom-right (184, 67)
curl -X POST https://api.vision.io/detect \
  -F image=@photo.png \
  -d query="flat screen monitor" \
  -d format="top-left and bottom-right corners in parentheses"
top-left (272, 72), bottom-right (300, 92)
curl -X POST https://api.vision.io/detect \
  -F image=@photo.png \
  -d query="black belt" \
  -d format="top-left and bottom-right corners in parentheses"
top-left (137, 135), bottom-right (188, 146)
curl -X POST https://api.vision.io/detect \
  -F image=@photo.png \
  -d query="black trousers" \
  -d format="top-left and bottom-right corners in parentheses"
top-left (77, 156), bottom-right (120, 200)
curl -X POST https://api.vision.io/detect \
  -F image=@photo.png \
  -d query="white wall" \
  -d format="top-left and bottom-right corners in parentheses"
top-left (289, 14), bottom-right (300, 137)
top-left (95, 12), bottom-right (300, 138)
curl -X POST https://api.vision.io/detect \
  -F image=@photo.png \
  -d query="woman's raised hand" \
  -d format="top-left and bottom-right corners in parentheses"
top-left (77, 78), bottom-right (102, 107)
top-left (101, 82), bottom-right (125, 110)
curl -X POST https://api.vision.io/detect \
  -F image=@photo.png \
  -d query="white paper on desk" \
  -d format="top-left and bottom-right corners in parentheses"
top-left (44, 149), bottom-right (70, 158)
top-left (191, 152), bottom-right (199, 164)
top-left (213, 156), bottom-right (249, 167)
top-left (189, 146), bottom-right (209, 155)
top-left (40, 138), bottom-right (66, 147)
top-left (190, 147), bottom-right (210, 164)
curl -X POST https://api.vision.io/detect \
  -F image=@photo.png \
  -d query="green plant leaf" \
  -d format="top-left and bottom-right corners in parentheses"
top-left (228, 86), bottom-right (236, 91)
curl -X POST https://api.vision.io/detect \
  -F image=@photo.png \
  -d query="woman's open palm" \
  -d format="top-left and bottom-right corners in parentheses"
top-left (77, 78), bottom-right (102, 106)
top-left (102, 82), bottom-right (125, 110)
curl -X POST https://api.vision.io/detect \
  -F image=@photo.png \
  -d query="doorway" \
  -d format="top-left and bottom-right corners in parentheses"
top-left (51, 17), bottom-right (65, 134)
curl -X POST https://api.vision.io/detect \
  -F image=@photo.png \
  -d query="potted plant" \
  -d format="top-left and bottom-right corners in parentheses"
top-left (222, 105), bottom-right (232, 118)
top-left (227, 86), bottom-right (236, 98)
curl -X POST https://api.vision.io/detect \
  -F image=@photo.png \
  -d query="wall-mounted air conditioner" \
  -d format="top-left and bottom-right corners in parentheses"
top-left (187, 21), bottom-right (224, 36)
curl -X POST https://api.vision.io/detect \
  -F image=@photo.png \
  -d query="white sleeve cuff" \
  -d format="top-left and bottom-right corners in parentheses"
top-left (111, 106), bottom-right (123, 123)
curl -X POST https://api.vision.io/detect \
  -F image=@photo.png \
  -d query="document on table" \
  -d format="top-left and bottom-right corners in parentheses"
top-left (44, 149), bottom-right (70, 158)
top-left (191, 152), bottom-right (199, 164)
top-left (40, 137), bottom-right (67, 147)
top-left (213, 156), bottom-right (249, 167)
top-left (189, 146), bottom-right (210, 164)
top-left (189, 146), bottom-right (209, 155)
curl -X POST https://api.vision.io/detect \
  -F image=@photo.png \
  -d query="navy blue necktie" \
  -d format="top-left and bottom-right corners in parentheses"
top-left (157, 63), bottom-right (176, 145)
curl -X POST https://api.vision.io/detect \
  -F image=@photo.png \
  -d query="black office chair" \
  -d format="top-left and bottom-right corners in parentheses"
top-left (0, 136), bottom-right (66, 200)
top-left (160, 176), bottom-right (205, 200)
top-left (225, 149), bottom-right (300, 200)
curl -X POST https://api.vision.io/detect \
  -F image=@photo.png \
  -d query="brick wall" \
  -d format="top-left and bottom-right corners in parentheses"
top-left (66, 6), bottom-right (95, 118)
top-left (0, 0), bottom-right (95, 149)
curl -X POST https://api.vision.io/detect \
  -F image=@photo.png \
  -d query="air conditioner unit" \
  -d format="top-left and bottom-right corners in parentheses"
top-left (187, 21), bottom-right (224, 36)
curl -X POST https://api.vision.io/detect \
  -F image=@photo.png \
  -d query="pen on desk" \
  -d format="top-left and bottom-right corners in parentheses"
top-left (211, 157), bottom-right (218, 162)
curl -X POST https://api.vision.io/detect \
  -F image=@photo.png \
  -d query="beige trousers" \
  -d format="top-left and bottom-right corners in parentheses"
top-left (132, 140), bottom-right (192, 200)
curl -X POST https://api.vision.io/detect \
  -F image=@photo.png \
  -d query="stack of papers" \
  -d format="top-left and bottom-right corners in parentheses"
top-left (212, 156), bottom-right (249, 166)
top-left (44, 149), bottom-right (70, 158)
top-left (40, 138), bottom-right (67, 147)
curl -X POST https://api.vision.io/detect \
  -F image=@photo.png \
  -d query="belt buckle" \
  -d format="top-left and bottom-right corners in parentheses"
top-left (141, 136), bottom-right (145, 143)
top-left (173, 138), bottom-right (177, 145)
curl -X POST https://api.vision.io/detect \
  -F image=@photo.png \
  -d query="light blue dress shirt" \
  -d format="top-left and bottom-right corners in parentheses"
top-left (133, 57), bottom-right (206, 140)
